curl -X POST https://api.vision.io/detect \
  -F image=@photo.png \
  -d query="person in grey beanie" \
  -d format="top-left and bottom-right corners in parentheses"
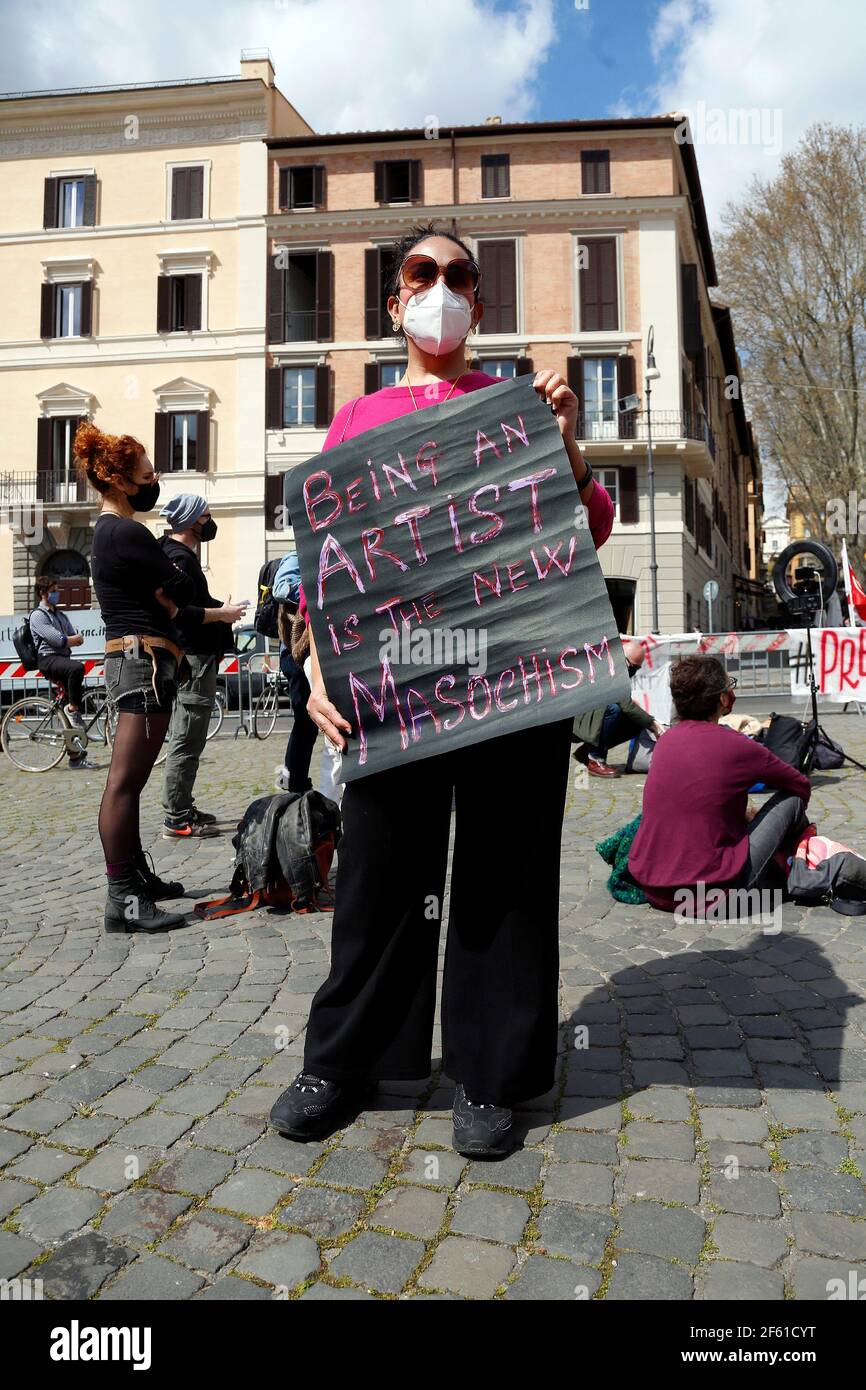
top-left (158, 493), bottom-right (248, 837)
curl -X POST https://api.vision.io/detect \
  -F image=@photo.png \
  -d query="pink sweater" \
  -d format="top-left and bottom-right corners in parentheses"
top-left (299, 371), bottom-right (614, 622)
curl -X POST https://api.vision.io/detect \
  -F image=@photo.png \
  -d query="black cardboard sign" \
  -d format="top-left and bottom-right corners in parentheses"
top-left (285, 375), bottom-right (630, 781)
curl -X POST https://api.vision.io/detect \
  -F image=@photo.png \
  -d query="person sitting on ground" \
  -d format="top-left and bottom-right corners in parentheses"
top-left (29, 576), bottom-right (93, 769)
top-left (572, 638), bottom-right (665, 777)
top-left (628, 654), bottom-right (811, 913)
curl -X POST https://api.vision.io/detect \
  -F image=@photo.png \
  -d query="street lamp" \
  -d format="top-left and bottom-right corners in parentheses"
top-left (645, 325), bottom-right (661, 632)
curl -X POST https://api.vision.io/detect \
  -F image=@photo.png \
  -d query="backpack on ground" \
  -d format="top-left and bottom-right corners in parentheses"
top-left (813, 730), bottom-right (845, 770)
top-left (193, 789), bottom-right (342, 920)
top-left (756, 712), bottom-right (819, 773)
top-left (12, 611), bottom-right (40, 671)
top-left (253, 558), bottom-right (283, 639)
top-left (786, 825), bottom-right (866, 915)
top-left (625, 727), bottom-right (657, 774)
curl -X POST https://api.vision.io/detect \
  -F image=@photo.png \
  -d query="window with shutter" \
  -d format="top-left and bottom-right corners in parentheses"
top-left (681, 263), bottom-right (701, 357)
top-left (375, 160), bottom-right (415, 203)
top-left (267, 250), bottom-right (286, 344)
top-left (195, 411), bottom-right (210, 471)
top-left (185, 274), bottom-right (202, 332)
top-left (43, 177), bottom-right (59, 230)
top-left (79, 282), bottom-right (93, 337)
top-left (616, 355), bottom-right (637, 439)
top-left (364, 245), bottom-right (394, 339)
top-left (619, 469), bottom-right (639, 528)
top-left (314, 364), bottom-right (331, 429)
top-left (40, 283), bottom-right (54, 339)
top-left (581, 150), bottom-right (610, 194)
top-left (477, 240), bottom-right (516, 334)
top-left (266, 366), bottom-right (283, 429)
top-left (481, 154), bottom-right (510, 198)
top-left (282, 367), bottom-right (317, 426)
top-left (579, 238), bottom-right (617, 331)
top-left (171, 166), bottom-right (204, 221)
top-left (567, 355), bottom-right (585, 434)
top-left (315, 251), bottom-right (333, 341)
top-left (265, 474), bottom-right (283, 530)
top-left (82, 175), bottom-right (98, 227)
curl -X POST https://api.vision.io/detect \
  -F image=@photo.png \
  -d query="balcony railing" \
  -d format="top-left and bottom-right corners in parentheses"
top-left (281, 309), bottom-right (317, 341)
top-left (0, 471), bottom-right (100, 507)
top-left (577, 409), bottom-right (716, 456)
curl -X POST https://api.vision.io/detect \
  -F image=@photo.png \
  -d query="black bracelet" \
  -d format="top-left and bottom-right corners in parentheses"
top-left (577, 458), bottom-right (594, 491)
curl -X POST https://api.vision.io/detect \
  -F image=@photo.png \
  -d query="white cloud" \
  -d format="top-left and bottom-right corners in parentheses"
top-left (620, 0), bottom-right (866, 226)
top-left (0, 0), bottom-right (555, 132)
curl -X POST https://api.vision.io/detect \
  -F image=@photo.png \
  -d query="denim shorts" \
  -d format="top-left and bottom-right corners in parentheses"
top-left (104, 646), bottom-right (178, 715)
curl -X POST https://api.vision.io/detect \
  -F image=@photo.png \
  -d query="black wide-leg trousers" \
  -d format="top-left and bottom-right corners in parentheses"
top-left (303, 718), bottom-right (573, 1105)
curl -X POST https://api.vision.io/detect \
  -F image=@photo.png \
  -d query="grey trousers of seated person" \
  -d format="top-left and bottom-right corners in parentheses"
top-left (743, 791), bottom-right (808, 889)
top-left (162, 653), bottom-right (217, 821)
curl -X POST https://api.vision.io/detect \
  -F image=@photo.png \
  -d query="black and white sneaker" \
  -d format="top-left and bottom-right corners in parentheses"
top-left (452, 1083), bottom-right (515, 1157)
top-left (269, 1071), bottom-right (375, 1141)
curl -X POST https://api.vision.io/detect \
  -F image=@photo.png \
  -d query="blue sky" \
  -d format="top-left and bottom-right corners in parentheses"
top-left (529, 0), bottom-right (660, 122)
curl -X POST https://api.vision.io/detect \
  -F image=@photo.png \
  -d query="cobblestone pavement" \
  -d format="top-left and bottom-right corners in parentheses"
top-left (1, 712), bottom-right (865, 1302)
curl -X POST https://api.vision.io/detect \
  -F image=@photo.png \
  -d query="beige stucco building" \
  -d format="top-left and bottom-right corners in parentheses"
top-left (0, 52), bottom-right (311, 616)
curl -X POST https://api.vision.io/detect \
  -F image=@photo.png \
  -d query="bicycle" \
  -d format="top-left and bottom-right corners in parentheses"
top-left (152, 688), bottom-right (226, 767)
top-left (1, 681), bottom-right (116, 772)
top-left (252, 667), bottom-right (289, 739)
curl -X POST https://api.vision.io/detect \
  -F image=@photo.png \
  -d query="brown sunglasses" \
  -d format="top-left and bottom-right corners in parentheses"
top-left (399, 253), bottom-right (481, 297)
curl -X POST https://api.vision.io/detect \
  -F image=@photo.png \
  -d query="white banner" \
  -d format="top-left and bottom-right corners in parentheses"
top-left (788, 627), bottom-right (866, 702)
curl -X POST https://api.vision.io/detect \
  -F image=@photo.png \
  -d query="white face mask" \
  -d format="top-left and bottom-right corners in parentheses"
top-left (400, 279), bottom-right (473, 356)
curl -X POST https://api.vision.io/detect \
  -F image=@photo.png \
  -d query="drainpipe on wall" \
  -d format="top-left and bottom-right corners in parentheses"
top-left (450, 130), bottom-right (458, 235)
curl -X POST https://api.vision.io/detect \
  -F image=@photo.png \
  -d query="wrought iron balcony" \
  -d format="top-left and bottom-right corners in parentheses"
top-left (577, 409), bottom-right (716, 456)
top-left (281, 310), bottom-right (317, 341)
top-left (0, 471), bottom-right (100, 508)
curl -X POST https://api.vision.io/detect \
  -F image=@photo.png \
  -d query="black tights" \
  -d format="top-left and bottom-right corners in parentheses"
top-left (98, 709), bottom-right (172, 867)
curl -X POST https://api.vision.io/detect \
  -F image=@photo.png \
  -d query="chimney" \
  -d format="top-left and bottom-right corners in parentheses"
top-left (240, 48), bottom-right (275, 86)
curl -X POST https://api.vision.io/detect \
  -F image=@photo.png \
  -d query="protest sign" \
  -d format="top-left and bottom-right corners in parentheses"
top-left (286, 375), bottom-right (630, 781)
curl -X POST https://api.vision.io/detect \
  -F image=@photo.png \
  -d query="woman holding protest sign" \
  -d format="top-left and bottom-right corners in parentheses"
top-left (270, 224), bottom-right (614, 1157)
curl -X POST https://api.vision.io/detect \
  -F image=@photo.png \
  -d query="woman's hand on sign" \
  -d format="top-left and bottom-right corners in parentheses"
top-left (533, 369), bottom-right (579, 440)
top-left (308, 680), bottom-right (352, 751)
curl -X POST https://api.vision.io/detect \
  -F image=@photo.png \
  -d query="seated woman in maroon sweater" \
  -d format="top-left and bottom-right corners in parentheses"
top-left (629, 655), bottom-right (811, 913)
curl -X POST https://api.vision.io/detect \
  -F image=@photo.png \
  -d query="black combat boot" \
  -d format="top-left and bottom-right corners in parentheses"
top-left (104, 865), bottom-right (188, 934)
top-left (133, 847), bottom-right (184, 901)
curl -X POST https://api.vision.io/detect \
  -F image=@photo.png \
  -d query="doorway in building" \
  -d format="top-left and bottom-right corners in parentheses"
top-left (605, 578), bottom-right (636, 635)
top-left (40, 549), bottom-right (91, 608)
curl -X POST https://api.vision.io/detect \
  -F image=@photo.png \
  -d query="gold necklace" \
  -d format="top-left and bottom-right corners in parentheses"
top-left (405, 371), bottom-right (466, 412)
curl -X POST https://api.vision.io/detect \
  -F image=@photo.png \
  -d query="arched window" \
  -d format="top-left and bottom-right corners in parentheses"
top-left (39, 550), bottom-right (91, 608)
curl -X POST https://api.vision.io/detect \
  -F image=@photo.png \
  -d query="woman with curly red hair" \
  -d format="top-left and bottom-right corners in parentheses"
top-left (75, 421), bottom-right (193, 933)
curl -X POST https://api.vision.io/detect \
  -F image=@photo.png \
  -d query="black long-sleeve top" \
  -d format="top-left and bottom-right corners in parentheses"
top-left (158, 535), bottom-right (233, 658)
top-left (91, 513), bottom-right (194, 641)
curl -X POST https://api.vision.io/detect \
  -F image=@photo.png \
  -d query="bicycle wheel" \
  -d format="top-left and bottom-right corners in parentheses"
top-left (81, 688), bottom-right (112, 744)
top-left (1, 697), bottom-right (68, 771)
top-left (207, 690), bottom-right (225, 741)
top-left (253, 682), bottom-right (279, 739)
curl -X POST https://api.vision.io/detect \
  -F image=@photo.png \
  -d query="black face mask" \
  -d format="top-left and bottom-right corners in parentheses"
top-left (130, 480), bottom-right (161, 512)
top-left (195, 517), bottom-right (217, 542)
